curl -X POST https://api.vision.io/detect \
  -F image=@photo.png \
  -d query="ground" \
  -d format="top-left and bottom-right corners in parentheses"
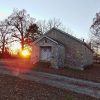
top-left (0, 59), bottom-right (100, 100)
top-left (33, 62), bottom-right (100, 83)
top-left (0, 74), bottom-right (98, 100)
top-left (1, 60), bottom-right (100, 82)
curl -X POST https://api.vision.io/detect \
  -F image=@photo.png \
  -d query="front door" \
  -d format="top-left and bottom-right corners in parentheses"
top-left (40, 46), bottom-right (51, 61)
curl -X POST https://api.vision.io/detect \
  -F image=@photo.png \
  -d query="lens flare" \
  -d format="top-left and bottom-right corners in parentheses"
top-left (21, 49), bottom-right (30, 58)
top-left (2, 44), bottom-right (39, 75)
top-left (4, 59), bottom-right (33, 75)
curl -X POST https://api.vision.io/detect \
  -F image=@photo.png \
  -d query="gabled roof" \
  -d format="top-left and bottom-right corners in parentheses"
top-left (33, 27), bottom-right (93, 52)
top-left (44, 27), bottom-right (93, 52)
top-left (45, 27), bottom-right (85, 45)
top-left (33, 35), bottom-right (58, 45)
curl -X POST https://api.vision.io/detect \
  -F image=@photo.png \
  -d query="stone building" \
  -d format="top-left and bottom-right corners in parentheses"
top-left (31, 28), bottom-right (93, 70)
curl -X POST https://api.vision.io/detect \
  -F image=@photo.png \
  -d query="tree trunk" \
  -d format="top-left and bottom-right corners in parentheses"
top-left (2, 42), bottom-right (5, 57)
top-left (21, 34), bottom-right (24, 50)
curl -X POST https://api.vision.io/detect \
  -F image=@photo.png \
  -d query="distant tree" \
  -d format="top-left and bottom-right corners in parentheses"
top-left (37, 18), bottom-right (66, 34)
top-left (0, 20), bottom-right (11, 57)
top-left (6, 9), bottom-right (40, 49)
top-left (90, 12), bottom-right (100, 54)
top-left (26, 24), bottom-right (41, 42)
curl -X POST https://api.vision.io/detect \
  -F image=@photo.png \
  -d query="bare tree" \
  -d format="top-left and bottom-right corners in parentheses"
top-left (90, 12), bottom-right (100, 52)
top-left (6, 9), bottom-right (40, 49)
top-left (37, 18), bottom-right (66, 34)
top-left (0, 21), bottom-right (11, 56)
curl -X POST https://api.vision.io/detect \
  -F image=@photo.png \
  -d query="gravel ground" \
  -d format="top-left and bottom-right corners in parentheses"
top-left (1, 60), bottom-right (100, 83)
top-left (33, 63), bottom-right (100, 83)
top-left (0, 74), bottom-right (98, 100)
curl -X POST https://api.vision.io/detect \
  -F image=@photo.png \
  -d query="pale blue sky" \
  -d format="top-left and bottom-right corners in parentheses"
top-left (0, 0), bottom-right (100, 41)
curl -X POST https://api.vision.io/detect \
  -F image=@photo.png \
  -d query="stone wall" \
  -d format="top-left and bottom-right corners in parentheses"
top-left (45, 28), bottom-right (93, 70)
top-left (57, 44), bottom-right (65, 67)
top-left (31, 37), bottom-right (64, 69)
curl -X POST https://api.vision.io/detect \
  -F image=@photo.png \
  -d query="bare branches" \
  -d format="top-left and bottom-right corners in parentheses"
top-left (0, 20), bottom-right (11, 54)
top-left (37, 18), bottom-right (66, 34)
top-left (6, 9), bottom-right (39, 49)
top-left (90, 12), bottom-right (100, 55)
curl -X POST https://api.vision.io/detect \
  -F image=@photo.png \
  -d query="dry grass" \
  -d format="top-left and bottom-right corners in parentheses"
top-left (0, 60), bottom-right (99, 100)
top-left (33, 62), bottom-right (100, 83)
top-left (0, 74), bottom-right (97, 100)
top-left (0, 60), bottom-right (100, 82)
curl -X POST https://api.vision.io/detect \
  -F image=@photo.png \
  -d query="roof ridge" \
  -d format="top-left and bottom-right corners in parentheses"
top-left (52, 27), bottom-right (84, 44)
top-left (45, 27), bottom-right (93, 52)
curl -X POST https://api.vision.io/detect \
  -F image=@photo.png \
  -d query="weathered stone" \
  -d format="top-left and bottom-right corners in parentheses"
top-left (31, 28), bottom-right (93, 70)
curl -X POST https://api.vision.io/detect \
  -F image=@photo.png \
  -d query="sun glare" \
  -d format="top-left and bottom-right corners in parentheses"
top-left (21, 49), bottom-right (30, 57)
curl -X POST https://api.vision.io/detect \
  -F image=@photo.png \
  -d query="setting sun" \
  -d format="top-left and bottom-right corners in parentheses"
top-left (21, 49), bottom-right (31, 57)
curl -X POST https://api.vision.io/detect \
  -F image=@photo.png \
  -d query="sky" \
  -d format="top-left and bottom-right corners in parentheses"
top-left (0, 0), bottom-right (100, 41)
